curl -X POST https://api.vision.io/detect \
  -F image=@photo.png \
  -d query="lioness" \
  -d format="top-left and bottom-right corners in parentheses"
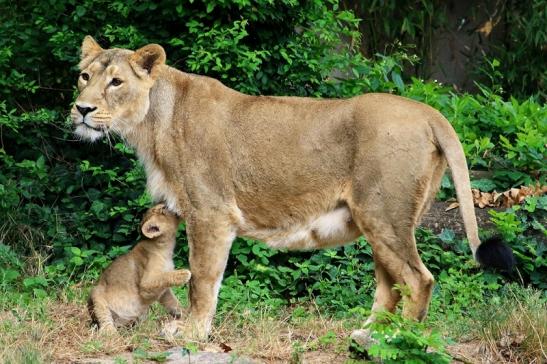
top-left (72, 36), bottom-right (513, 343)
top-left (88, 204), bottom-right (191, 334)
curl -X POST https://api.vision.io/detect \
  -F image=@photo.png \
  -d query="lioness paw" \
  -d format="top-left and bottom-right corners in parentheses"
top-left (160, 319), bottom-right (208, 342)
top-left (349, 329), bottom-right (376, 360)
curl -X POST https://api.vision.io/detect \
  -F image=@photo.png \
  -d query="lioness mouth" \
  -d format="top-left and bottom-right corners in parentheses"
top-left (82, 121), bottom-right (103, 132)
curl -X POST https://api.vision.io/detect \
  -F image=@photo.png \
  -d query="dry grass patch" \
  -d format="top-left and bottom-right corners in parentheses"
top-left (1, 298), bottom-right (181, 363)
top-left (211, 304), bottom-right (357, 363)
top-left (0, 293), bottom-right (361, 363)
top-left (478, 288), bottom-right (546, 363)
top-left (442, 285), bottom-right (547, 364)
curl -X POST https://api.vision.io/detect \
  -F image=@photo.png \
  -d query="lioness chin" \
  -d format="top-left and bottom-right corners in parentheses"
top-left (71, 36), bottom-right (514, 344)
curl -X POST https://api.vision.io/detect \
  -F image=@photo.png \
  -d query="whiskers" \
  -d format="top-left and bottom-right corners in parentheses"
top-left (103, 125), bottom-right (114, 152)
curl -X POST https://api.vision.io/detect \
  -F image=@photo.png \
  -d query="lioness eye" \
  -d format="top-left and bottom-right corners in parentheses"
top-left (110, 78), bottom-right (123, 86)
top-left (80, 73), bottom-right (90, 81)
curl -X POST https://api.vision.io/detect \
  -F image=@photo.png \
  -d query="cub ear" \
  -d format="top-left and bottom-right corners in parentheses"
top-left (81, 36), bottom-right (103, 61)
top-left (129, 44), bottom-right (166, 80)
top-left (141, 215), bottom-right (164, 239)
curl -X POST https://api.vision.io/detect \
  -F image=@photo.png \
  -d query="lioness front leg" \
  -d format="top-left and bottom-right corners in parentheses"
top-left (164, 214), bottom-right (234, 340)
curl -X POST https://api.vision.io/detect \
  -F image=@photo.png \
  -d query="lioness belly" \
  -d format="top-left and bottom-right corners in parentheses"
top-left (240, 206), bottom-right (361, 250)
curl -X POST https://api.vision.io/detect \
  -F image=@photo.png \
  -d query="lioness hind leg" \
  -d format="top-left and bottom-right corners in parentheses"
top-left (350, 256), bottom-right (403, 349)
top-left (348, 127), bottom-right (444, 328)
top-left (367, 257), bottom-right (402, 323)
top-left (353, 212), bottom-right (435, 322)
top-left (349, 215), bottom-right (435, 351)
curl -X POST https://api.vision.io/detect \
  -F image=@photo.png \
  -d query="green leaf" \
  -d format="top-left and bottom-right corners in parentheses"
top-left (75, 5), bottom-right (86, 17)
top-left (206, 2), bottom-right (216, 13)
top-left (70, 247), bottom-right (81, 256)
top-left (438, 229), bottom-right (455, 243)
top-left (391, 71), bottom-right (404, 92)
top-left (23, 276), bottom-right (48, 288)
top-left (1, 269), bottom-right (20, 282)
top-left (470, 178), bottom-right (497, 192)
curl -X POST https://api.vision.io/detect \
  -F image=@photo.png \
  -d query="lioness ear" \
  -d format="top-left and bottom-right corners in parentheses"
top-left (129, 44), bottom-right (166, 80)
top-left (81, 36), bottom-right (103, 61)
top-left (141, 216), bottom-right (164, 239)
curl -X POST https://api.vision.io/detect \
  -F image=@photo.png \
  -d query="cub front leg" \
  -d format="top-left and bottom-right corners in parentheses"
top-left (163, 213), bottom-right (234, 340)
top-left (140, 270), bottom-right (191, 299)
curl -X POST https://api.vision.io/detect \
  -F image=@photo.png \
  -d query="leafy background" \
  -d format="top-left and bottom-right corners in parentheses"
top-left (0, 2), bottom-right (545, 360)
top-left (0, 1), bottom-right (545, 362)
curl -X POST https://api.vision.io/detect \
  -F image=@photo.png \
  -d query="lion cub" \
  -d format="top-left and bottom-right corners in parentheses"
top-left (88, 204), bottom-right (191, 333)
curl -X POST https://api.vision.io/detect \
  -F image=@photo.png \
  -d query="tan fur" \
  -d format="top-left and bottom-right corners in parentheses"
top-left (74, 37), bottom-right (481, 341)
top-left (87, 204), bottom-right (191, 334)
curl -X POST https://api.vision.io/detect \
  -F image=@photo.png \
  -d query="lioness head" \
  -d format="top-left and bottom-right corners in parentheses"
top-left (140, 203), bottom-right (180, 240)
top-left (71, 36), bottom-right (166, 141)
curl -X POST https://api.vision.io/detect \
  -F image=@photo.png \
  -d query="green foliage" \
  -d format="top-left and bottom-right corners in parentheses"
top-left (218, 237), bottom-right (375, 312)
top-left (348, 0), bottom-right (443, 77)
top-left (351, 0), bottom-right (546, 101)
top-left (479, 0), bottom-right (546, 101)
top-left (489, 197), bottom-right (547, 288)
top-left (351, 311), bottom-right (452, 363)
top-left (0, 0), bottom-right (544, 328)
top-left (404, 81), bottom-right (546, 184)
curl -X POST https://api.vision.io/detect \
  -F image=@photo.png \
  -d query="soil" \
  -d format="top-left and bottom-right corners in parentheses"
top-left (420, 201), bottom-right (500, 235)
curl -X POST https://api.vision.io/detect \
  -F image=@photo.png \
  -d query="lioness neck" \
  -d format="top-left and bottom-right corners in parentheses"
top-left (123, 67), bottom-right (191, 214)
top-left (124, 66), bottom-right (184, 149)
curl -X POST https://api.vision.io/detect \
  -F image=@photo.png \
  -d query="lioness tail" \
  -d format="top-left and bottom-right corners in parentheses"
top-left (429, 114), bottom-right (515, 271)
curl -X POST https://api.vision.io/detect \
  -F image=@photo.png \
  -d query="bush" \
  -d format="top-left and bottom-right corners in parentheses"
top-left (479, 0), bottom-right (546, 101)
top-left (0, 0), bottom-right (409, 283)
top-left (404, 81), bottom-right (546, 185)
top-left (489, 196), bottom-right (547, 289)
top-left (351, 311), bottom-right (452, 363)
top-left (0, 0), bottom-right (544, 296)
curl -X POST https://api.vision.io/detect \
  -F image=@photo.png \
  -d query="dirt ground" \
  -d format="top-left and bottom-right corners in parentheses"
top-left (420, 201), bottom-right (498, 235)
top-left (2, 299), bottom-right (523, 364)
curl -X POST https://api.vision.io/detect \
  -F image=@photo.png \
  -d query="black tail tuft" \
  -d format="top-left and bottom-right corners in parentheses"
top-left (475, 236), bottom-right (516, 272)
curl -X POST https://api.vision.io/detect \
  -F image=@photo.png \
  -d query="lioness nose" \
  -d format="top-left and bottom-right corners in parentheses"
top-left (76, 104), bottom-right (97, 116)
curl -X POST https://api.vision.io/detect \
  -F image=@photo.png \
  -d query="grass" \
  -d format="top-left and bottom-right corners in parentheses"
top-left (453, 286), bottom-right (547, 363)
top-left (0, 286), bottom-right (360, 363)
top-left (0, 281), bottom-right (545, 364)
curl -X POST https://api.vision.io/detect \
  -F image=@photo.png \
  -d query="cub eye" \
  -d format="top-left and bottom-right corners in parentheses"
top-left (80, 73), bottom-right (90, 81)
top-left (110, 78), bottom-right (123, 86)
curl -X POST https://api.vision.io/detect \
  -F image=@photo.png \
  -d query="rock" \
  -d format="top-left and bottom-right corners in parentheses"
top-left (76, 349), bottom-right (256, 364)
top-left (165, 348), bottom-right (255, 364)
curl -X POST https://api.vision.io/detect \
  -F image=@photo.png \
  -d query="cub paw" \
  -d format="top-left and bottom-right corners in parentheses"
top-left (173, 269), bottom-right (191, 285)
top-left (98, 324), bottom-right (119, 336)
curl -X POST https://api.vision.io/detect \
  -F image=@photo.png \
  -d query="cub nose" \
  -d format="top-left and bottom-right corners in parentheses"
top-left (76, 104), bottom-right (97, 117)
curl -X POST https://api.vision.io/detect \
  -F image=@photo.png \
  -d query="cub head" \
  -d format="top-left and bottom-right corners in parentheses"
top-left (140, 204), bottom-right (180, 240)
top-left (71, 36), bottom-right (166, 141)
